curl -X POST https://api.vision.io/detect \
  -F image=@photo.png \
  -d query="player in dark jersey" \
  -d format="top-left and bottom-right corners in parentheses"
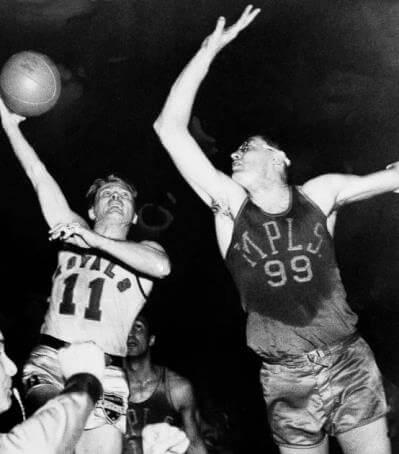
top-left (124, 313), bottom-right (207, 454)
top-left (153, 5), bottom-right (399, 454)
top-left (0, 97), bottom-right (171, 454)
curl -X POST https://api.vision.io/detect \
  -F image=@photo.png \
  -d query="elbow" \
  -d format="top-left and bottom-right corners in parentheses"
top-left (153, 116), bottom-right (184, 143)
top-left (157, 257), bottom-right (171, 279)
top-left (153, 116), bottom-right (172, 142)
top-left (153, 116), bottom-right (163, 137)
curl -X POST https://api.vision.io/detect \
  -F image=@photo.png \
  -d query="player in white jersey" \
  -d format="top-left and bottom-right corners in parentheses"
top-left (0, 97), bottom-right (171, 454)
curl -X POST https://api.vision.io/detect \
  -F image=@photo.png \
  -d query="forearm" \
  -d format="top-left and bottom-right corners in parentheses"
top-left (95, 235), bottom-right (170, 278)
top-left (3, 122), bottom-right (77, 228)
top-left (2, 122), bottom-right (44, 186)
top-left (154, 46), bottom-right (214, 133)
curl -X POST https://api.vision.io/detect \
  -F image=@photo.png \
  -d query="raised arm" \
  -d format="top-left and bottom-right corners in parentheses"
top-left (0, 98), bottom-right (86, 229)
top-left (154, 5), bottom-right (260, 208)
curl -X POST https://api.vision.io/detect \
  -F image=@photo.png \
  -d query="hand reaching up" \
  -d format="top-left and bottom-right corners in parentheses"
top-left (201, 5), bottom-right (261, 57)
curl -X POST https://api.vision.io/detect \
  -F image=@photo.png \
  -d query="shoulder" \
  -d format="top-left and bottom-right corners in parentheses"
top-left (301, 173), bottom-right (352, 215)
top-left (166, 369), bottom-right (195, 405)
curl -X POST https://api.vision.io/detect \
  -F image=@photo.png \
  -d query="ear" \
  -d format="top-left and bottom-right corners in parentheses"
top-left (149, 335), bottom-right (156, 347)
top-left (88, 207), bottom-right (96, 221)
top-left (132, 213), bottom-right (138, 225)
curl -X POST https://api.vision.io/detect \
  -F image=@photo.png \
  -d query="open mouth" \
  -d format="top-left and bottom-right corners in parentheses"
top-left (108, 204), bottom-right (123, 212)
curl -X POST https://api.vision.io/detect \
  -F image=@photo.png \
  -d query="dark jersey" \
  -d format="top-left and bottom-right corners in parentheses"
top-left (225, 186), bottom-right (357, 357)
top-left (123, 367), bottom-right (182, 454)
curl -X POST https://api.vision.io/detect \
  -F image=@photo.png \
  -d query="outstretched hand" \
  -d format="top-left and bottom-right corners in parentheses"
top-left (0, 96), bottom-right (25, 129)
top-left (201, 5), bottom-right (261, 56)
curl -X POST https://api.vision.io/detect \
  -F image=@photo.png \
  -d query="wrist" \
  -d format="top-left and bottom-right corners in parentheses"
top-left (196, 46), bottom-right (216, 68)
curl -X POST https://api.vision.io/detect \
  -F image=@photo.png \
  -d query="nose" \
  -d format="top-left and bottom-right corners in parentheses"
top-left (4, 354), bottom-right (17, 377)
top-left (111, 192), bottom-right (121, 201)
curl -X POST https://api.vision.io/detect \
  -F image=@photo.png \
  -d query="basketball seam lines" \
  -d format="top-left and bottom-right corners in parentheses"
top-left (2, 54), bottom-right (59, 106)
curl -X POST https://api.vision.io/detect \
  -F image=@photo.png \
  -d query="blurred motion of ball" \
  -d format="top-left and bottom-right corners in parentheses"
top-left (0, 51), bottom-right (61, 117)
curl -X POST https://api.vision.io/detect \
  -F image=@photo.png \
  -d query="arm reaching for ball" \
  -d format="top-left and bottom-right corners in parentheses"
top-left (0, 96), bottom-right (87, 230)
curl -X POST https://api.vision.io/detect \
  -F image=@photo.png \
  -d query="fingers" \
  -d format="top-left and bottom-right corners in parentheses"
top-left (213, 16), bottom-right (226, 37)
top-left (0, 96), bottom-right (26, 123)
top-left (228, 5), bottom-right (261, 35)
top-left (49, 223), bottom-right (79, 241)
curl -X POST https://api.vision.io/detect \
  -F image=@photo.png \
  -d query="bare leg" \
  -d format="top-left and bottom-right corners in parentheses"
top-left (337, 417), bottom-right (391, 454)
top-left (75, 425), bottom-right (123, 454)
top-left (278, 436), bottom-right (329, 454)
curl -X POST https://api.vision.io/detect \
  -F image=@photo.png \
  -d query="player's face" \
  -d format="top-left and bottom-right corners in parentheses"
top-left (231, 136), bottom-right (285, 186)
top-left (0, 333), bottom-right (17, 414)
top-left (127, 318), bottom-right (154, 357)
top-left (93, 182), bottom-right (135, 225)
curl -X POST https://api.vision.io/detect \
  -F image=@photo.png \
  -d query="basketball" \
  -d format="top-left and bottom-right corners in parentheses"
top-left (0, 51), bottom-right (61, 117)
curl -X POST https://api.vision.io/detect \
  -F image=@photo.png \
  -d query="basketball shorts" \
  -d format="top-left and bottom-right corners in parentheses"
top-left (22, 344), bottom-right (128, 432)
top-left (259, 334), bottom-right (388, 448)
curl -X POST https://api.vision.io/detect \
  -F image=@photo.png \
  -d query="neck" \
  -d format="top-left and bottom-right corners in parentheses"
top-left (94, 220), bottom-right (130, 240)
top-left (249, 174), bottom-right (289, 197)
top-left (125, 355), bottom-right (156, 382)
top-left (249, 178), bottom-right (290, 213)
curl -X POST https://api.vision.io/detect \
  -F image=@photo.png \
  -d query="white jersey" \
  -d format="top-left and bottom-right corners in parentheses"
top-left (41, 248), bottom-right (151, 356)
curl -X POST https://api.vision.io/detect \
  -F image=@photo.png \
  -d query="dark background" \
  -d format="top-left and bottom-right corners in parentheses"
top-left (1, 1), bottom-right (399, 452)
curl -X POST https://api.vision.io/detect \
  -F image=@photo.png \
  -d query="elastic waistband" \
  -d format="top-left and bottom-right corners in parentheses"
top-left (261, 332), bottom-right (360, 365)
top-left (39, 334), bottom-right (124, 368)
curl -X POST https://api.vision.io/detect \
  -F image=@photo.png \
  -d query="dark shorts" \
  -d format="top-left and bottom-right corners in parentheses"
top-left (259, 334), bottom-right (388, 448)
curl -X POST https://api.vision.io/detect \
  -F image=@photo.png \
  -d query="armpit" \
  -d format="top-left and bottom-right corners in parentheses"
top-left (210, 198), bottom-right (234, 220)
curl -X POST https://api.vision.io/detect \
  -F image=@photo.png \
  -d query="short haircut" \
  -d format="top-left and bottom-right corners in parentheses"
top-left (133, 306), bottom-right (159, 337)
top-left (255, 135), bottom-right (282, 151)
top-left (86, 174), bottom-right (138, 208)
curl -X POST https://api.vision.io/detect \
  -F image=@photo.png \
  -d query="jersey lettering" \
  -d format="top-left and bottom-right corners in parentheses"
top-left (59, 274), bottom-right (104, 321)
top-left (264, 255), bottom-right (313, 287)
top-left (234, 220), bottom-right (326, 269)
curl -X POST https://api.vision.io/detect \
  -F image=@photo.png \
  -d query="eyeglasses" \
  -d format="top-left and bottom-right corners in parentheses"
top-left (237, 140), bottom-right (277, 155)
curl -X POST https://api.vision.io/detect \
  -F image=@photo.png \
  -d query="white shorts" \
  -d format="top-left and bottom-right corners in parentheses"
top-left (22, 344), bottom-right (128, 432)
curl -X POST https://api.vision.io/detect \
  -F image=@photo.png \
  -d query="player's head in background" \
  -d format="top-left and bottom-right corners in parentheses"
top-left (126, 311), bottom-right (156, 359)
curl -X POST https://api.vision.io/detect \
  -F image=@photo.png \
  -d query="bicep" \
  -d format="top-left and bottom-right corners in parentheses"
top-left (335, 169), bottom-right (399, 207)
top-left (302, 171), bottom-right (399, 215)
